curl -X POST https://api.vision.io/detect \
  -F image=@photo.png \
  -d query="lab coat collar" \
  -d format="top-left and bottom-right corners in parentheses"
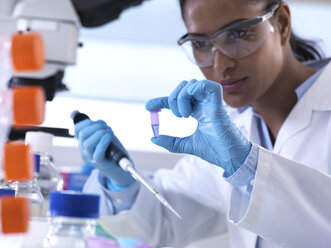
top-left (306, 61), bottom-right (331, 111)
top-left (234, 61), bottom-right (331, 153)
top-left (274, 61), bottom-right (331, 153)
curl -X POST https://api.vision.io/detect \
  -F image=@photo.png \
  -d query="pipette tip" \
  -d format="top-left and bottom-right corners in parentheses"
top-left (168, 206), bottom-right (182, 220)
top-left (156, 193), bottom-right (182, 220)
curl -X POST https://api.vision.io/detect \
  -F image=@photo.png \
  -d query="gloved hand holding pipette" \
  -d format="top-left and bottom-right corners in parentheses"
top-left (72, 111), bottom-right (182, 219)
top-left (145, 79), bottom-right (252, 176)
top-left (74, 116), bottom-right (135, 188)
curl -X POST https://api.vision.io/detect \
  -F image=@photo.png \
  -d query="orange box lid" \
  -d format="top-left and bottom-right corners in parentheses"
top-left (1, 197), bottom-right (30, 234)
top-left (3, 141), bottom-right (33, 181)
top-left (12, 86), bottom-right (45, 126)
top-left (11, 32), bottom-right (45, 72)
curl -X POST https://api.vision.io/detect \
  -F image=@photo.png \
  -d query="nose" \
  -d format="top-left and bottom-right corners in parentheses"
top-left (212, 48), bottom-right (235, 75)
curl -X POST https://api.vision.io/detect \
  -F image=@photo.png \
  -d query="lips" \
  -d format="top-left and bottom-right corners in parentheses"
top-left (219, 77), bottom-right (248, 93)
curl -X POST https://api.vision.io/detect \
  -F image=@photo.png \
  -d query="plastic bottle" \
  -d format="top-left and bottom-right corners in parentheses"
top-left (25, 131), bottom-right (64, 216)
top-left (3, 141), bottom-right (44, 217)
top-left (43, 191), bottom-right (100, 248)
top-left (6, 168), bottom-right (44, 218)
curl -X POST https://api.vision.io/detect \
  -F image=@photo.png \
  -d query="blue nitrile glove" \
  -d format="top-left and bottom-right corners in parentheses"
top-left (75, 119), bottom-right (135, 188)
top-left (145, 79), bottom-right (252, 176)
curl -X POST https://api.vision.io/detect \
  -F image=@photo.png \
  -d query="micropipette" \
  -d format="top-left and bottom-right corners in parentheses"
top-left (118, 157), bottom-right (182, 220)
top-left (71, 110), bottom-right (182, 220)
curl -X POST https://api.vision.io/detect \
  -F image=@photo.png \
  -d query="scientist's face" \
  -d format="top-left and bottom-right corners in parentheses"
top-left (182, 0), bottom-right (285, 108)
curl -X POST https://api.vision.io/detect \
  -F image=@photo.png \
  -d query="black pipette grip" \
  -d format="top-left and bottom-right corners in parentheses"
top-left (72, 111), bottom-right (90, 124)
top-left (71, 110), bottom-right (128, 165)
top-left (105, 143), bottom-right (127, 164)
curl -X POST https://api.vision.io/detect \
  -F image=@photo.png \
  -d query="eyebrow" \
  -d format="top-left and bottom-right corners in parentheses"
top-left (186, 18), bottom-right (249, 37)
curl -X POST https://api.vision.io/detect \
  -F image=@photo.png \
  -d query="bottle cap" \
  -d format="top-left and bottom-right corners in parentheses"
top-left (0, 188), bottom-right (16, 198)
top-left (12, 86), bottom-right (45, 126)
top-left (11, 32), bottom-right (45, 71)
top-left (1, 197), bottom-right (30, 234)
top-left (50, 191), bottom-right (100, 219)
top-left (25, 131), bottom-right (54, 153)
top-left (3, 141), bottom-right (33, 181)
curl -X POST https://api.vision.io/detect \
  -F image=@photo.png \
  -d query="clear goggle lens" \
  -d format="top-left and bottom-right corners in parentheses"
top-left (179, 19), bottom-right (275, 68)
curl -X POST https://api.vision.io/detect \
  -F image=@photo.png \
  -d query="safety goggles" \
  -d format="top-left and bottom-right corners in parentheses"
top-left (177, 4), bottom-right (280, 68)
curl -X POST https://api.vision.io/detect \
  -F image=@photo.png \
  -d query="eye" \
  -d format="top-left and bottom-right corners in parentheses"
top-left (191, 40), bottom-right (211, 50)
top-left (226, 30), bottom-right (249, 40)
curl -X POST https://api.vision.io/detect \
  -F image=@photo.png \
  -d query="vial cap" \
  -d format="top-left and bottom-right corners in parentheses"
top-left (11, 32), bottom-right (45, 71)
top-left (3, 141), bottom-right (33, 181)
top-left (50, 191), bottom-right (100, 219)
top-left (1, 197), bottom-right (30, 234)
top-left (25, 131), bottom-right (54, 153)
top-left (0, 188), bottom-right (16, 198)
top-left (12, 86), bottom-right (45, 126)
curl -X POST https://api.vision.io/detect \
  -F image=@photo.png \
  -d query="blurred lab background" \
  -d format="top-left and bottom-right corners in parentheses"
top-left (39, 0), bottom-right (331, 247)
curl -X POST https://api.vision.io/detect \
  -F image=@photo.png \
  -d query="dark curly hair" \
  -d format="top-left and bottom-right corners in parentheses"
top-left (179, 0), bottom-right (323, 62)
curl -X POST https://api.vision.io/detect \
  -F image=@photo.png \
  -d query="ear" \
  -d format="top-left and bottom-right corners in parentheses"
top-left (275, 3), bottom-right (292, 46)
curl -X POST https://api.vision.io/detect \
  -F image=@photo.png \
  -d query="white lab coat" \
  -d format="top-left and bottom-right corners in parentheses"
top-left (87, 62), bottom-right (331, 248)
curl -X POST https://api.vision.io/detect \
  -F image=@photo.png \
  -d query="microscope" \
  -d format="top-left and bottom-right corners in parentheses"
top-left (9, 0), bottom-right (147, 101)
top-left (4, 0), bottom-right (148, 139)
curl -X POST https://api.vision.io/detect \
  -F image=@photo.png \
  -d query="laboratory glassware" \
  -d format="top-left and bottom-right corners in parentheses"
top-left (43, 191), bottom-right (100, 248)
top-left (4, 141), bottom-right (43, 217)
top-left (25, 131), bottom-right (64, 216)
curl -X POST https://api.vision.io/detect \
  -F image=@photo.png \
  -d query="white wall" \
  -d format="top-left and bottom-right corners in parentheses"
top-left (289, 1), bottom-right (331, 56)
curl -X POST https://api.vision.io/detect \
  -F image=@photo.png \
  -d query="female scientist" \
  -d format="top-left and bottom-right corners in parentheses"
top-left (76, 0), bottom-right (331, 247)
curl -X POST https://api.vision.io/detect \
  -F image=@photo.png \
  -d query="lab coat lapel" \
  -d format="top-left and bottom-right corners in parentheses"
top-left (227, 222), bottom-right (258, 248)
top-left (274, 62), bottom-right (331, 153)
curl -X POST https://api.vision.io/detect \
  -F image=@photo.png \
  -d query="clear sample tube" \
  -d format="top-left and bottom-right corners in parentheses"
top-left (149, 110), bottom-right (161, 137)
